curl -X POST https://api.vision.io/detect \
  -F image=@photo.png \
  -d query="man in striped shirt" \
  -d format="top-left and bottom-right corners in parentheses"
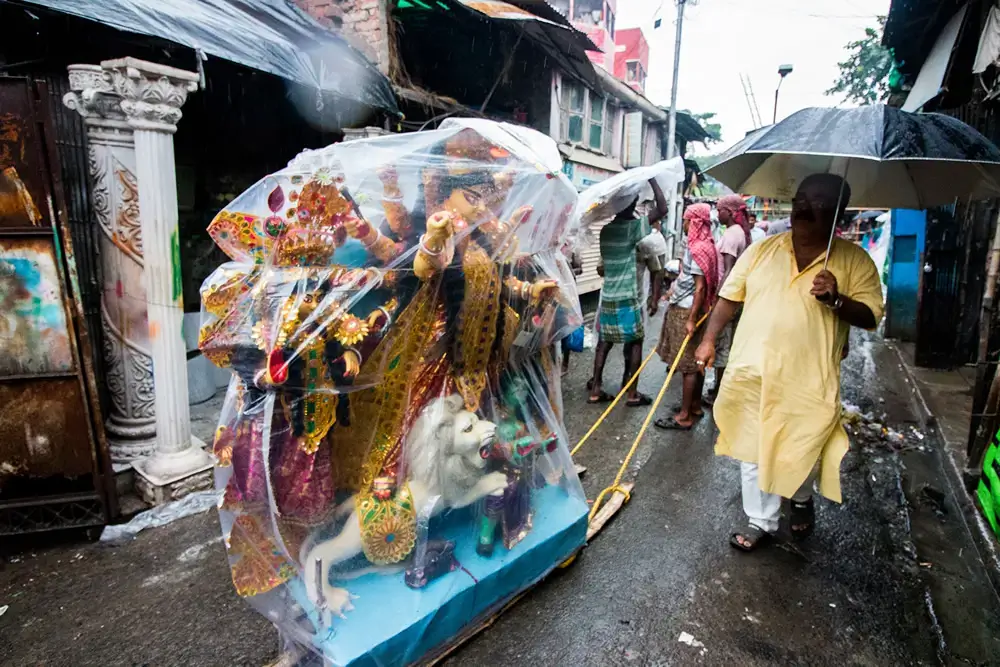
top-left (588, 178), bottom-right (668, 406)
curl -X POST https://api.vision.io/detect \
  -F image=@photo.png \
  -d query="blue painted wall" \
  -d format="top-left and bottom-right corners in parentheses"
top-left (885, 209), bottom-right (927, 341)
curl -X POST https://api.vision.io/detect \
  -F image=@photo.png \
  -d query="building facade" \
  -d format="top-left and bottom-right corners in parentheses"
top-left (613, 27), bottom-right (649, 94)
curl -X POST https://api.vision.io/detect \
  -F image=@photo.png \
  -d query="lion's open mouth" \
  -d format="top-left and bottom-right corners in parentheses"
top-left (478, 432), bottom-right (496, 459)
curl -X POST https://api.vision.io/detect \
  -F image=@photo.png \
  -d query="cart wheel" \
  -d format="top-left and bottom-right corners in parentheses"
top-left (558, 549), bottom-right (582, 569)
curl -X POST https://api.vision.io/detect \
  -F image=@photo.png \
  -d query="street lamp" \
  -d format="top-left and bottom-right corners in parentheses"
top-left (773, 63), bottom-right (793, 124)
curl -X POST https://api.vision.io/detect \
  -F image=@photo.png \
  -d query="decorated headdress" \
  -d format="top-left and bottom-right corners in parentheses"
top-left (207, 166), bottom-right (364, 268)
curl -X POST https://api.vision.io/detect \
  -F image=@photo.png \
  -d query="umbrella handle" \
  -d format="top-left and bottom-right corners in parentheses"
top-left (817, 161), bottom-right (850, 302)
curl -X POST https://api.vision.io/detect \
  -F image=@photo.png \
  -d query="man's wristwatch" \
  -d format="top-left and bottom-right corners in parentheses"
top-left (826, 294), bottom-right (844, 311)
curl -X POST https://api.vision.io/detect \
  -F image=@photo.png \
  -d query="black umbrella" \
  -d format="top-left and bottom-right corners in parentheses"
top-left (706, 105), bottom-right (1000, 209)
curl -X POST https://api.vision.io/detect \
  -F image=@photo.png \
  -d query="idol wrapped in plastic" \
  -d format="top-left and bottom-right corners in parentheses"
top-left (199, 119), bottom-right (589, 665)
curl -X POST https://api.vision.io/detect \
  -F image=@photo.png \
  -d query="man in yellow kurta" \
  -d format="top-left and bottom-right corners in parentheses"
top-left (693, 174), bottom-right (884, 551)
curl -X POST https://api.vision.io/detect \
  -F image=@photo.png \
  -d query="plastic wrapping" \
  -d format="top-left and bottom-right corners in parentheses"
top-left (24, 0), bottom-right (398, 113)
top-left (199, 119), bottom-right (587, 665)
top-left (574, 158), bottom-right (685, 230)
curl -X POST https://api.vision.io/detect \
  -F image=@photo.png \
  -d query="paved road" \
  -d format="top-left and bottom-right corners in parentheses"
top-left (447, 325), bottom-right (1000, 666)
top-left (2, 318), bottom-right (999, 666)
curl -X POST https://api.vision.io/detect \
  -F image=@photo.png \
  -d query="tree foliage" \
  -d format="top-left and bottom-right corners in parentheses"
top-left (826, 16), bottom-right (893, 105)
top-left (682, 110), bottom-right (723, 143)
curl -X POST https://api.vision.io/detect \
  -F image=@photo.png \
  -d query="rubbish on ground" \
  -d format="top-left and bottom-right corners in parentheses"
top-left (99, 490), bottom-right (222, 543)
top-left (841, 403), bottom-right (863, 425)
top-left (0, 605), bottom-right (7, 617)
top-left (678, 631), bottom-right (706, 651)
top-left (841, 400), bottom-right (932, 454)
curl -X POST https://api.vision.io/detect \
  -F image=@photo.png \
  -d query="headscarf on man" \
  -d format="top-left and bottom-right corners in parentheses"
top-left (717, 194), bottom-right (751, 246)
top-left (683, 203), bottom-right (721, 307)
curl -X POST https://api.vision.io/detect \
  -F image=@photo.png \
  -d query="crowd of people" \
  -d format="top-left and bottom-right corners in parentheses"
top-left (576, 175), bottom-right (884, 552)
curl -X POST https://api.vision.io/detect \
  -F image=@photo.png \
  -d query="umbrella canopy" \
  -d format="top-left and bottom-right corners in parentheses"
top-left (707, 105), bottom-right (1000, 209)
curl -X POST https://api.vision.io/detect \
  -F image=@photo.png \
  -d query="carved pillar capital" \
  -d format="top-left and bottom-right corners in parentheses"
top-left (63, 64), bottom-right (134, 148)
top-left (100, 58), bottom-right (199, 134)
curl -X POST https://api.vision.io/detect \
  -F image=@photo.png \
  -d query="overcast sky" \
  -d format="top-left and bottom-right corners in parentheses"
top-left (615, 0), bottom-right (892, 152)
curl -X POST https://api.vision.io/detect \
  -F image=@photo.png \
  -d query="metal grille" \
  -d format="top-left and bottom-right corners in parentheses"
top-left (42, 74), bottom-right (109, 414)
top-left (0, 493), bottom-right (105, 535)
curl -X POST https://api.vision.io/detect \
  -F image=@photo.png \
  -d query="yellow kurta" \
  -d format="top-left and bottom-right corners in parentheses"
top-left (713, 233), bottom-right (884, 502)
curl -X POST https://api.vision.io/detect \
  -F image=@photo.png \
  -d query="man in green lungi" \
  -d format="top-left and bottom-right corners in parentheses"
top-left (588, 178), bottom-right (668, 406)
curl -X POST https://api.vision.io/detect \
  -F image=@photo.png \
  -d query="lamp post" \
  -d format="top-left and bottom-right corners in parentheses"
top-left (773, 63), bottom-right (793, 124)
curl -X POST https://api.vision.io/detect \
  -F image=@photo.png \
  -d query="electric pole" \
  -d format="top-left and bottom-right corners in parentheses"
top-left (666, 0), bottom-right (685, 161)
top-left (665, 0), bottom-right (687, 248)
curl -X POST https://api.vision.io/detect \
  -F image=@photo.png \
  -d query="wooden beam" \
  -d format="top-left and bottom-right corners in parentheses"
top-left (586, 482), bottom-right (634, 541)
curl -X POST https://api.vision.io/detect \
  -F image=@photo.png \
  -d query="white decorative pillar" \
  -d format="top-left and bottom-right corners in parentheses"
top-left (103, 58), bottom-right (214, 502)
top-left (64, 64), bottom-right (157, 465)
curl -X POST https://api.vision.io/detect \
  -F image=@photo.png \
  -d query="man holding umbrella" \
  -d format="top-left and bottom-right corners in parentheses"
top-left (693, 174), bottom-right (884, 550)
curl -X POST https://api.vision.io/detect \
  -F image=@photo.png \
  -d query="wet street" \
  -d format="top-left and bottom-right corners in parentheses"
top-left (2, 314), bottom-right (1000, 666)
top-left (448, 322), bottom-right (1000, 666)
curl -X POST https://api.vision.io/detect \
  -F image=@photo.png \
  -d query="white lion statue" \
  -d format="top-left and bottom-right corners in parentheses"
top-left (301, 395), bottom-right (507, 623)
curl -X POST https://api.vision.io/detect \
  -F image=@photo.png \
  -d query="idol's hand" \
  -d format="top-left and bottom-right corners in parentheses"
top-left (425, 211), bottom-right (456, 245)
top-left (377, 165), bottom-right (399, 187)
top-left (343, 216), bottom-right (368, 240)
top-left (341, 349), bottom-right (360, 378)
top-left (506, 206), bottom-right (533, 229)
top-left (530, 279), bottom-right (560, 301)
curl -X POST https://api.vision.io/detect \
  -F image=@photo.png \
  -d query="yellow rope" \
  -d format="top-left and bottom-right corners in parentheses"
top-left (570, 349), bottom-right (657, 457)
top-left (585, 312), bottom-right (709, 523)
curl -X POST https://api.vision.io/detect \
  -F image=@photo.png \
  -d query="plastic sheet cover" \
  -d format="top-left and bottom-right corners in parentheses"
top-left (198, 119), bottom-right (587, 665)
top-left (575, 158), bottom-right (684, 231)
top-left (23, 0), bottom-right (398, 114)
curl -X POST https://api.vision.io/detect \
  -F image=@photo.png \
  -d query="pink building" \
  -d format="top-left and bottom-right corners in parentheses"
top-left (557, 0), bottom-right (617, 73)
top-left (613, 27), bottom-right (648, 93)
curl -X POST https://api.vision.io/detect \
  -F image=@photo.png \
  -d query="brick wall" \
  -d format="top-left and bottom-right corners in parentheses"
top-left (294, 0), bottom-right (390, 74)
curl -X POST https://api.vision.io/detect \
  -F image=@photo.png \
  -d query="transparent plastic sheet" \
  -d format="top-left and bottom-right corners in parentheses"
top-left (199, 120), bottom-right (587, 666)
top-left (99, 489), bottom-right (221, 543)
top-left (24, 0), bottom-right (398, 113)
top-left (574, 158), bottom-right (685, 231)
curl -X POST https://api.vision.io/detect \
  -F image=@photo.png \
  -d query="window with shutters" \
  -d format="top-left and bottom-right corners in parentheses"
top-left (604, 104), bottom-right (617, 155)
top-left (560, 79), bottom-right (618, 155)
top-left (589, 95), bottom-right (605, 150)
top-left (626, 61), bottom-right (646, 90)
top-left (561, 81), bottom-right (585, 143)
